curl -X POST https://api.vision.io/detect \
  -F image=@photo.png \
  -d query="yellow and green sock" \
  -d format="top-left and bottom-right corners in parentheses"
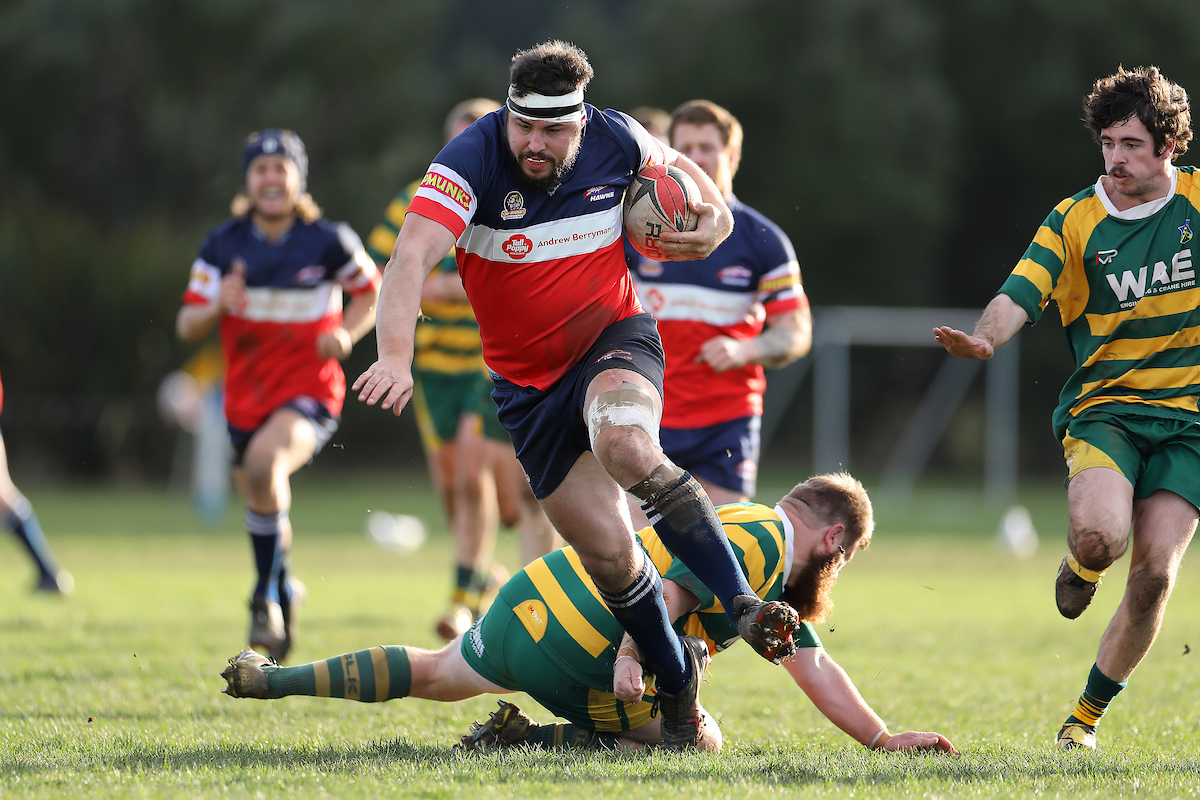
top-left (1065, 663), bottom-right (1127, 730)
top-left (262, 646), bottom-right (412, 702)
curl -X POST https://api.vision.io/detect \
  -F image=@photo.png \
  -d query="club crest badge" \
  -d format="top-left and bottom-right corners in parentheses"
top-left (1181, 219), bottom-right (1193, 245)
top-left (501, 191), bottom-right (526, 221)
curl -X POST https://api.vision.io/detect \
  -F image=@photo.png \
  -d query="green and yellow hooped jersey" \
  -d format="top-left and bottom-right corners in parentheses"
top-left (498, 503), bottom-right (822, 693)
top-left (1001, 166), bottom-right (1200, 439)
top-left (367, 179), bottom-right (485, 376)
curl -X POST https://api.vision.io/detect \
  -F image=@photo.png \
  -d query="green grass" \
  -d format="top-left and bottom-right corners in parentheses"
top-left (3, 471), bottom-right (1200, 798)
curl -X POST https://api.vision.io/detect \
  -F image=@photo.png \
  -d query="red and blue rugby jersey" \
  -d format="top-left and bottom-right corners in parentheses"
top-left (181, 217), bottom-right (380, 430)
top-left (627, 197), bottom-right (806, 428)
top-left (407, 107), bottom-right (667, 390)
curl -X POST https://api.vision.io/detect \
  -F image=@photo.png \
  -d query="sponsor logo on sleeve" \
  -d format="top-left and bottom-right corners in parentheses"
top-left (758, 274), bottom-right (796, 294)
top-left (420, 171), bottom-right (472, 210)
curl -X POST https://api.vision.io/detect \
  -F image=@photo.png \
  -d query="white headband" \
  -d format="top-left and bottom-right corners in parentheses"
top-left (506, 86), bottom-right (585, 124)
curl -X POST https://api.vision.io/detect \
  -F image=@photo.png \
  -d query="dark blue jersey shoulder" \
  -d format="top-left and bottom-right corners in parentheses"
top-left (197, 216), bottom-right (352, 288)
top-left (629, 196), bottom-right (796, 292)
top-left (435, 105), bottom-right (645, 230)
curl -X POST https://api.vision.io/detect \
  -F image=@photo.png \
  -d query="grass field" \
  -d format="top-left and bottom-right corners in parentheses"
top-left (3, 469), bottom-right (1200, 798)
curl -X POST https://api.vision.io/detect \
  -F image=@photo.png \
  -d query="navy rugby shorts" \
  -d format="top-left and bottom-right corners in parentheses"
top-left (491, 313), bottom-right (665, 500)
top-left (661, 414), bottom-right (761, 498)
top-left (227, 396), bottom-right (339, 466)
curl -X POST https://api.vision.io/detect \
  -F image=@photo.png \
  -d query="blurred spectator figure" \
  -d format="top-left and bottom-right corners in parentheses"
top-left (0, 370), bottom-right (73, 594)
top-left (156, 343), bottom-right (230, 524)
top-left (366, 99), bottom-right (560, 641)
top-left (626, 100), bottom-right (812, 522)
top-left (630, 106), bottom-right (671, 144)
top-left (176, 129), bottom-right (381, 662)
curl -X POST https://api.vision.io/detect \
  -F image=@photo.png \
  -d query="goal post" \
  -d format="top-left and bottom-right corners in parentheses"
top-left (761, 306), bottom-right (1019, 505)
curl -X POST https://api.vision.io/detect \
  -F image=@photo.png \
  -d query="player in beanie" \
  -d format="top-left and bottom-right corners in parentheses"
top-left (177, 129), bottom-right (381, 662)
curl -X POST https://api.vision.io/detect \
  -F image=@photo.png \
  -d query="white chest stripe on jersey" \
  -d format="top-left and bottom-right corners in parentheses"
top-left (636, 281), bottom-right (761, 326)
top-left (458, 204), bottom-right (623, 264)
top-left (240, 283), bottom-right (341, 323)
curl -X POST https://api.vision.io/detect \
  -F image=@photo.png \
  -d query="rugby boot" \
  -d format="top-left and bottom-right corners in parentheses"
top-left (1055, 721), bottom-right (1097, 750)
top-left (35, 568), bottom-right (74, 595)
top-left (1055, 556), bottom-right (1100, 620)
top-left (435, 602), bottom-right (475, 641)
top-left (220, 649), bottom-right (275, 699)
top-left (475, 562), bottom-right (510, 617)
top-left (732, 595), bottom-right (799, 664)
top-left (458, 700), bottom-right (538, 750)
top-left (248, 595), bottom-right (286, 659)
top-left (657, 635), bottom-right (713, 750)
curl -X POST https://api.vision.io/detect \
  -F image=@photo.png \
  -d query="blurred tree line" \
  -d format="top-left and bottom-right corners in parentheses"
top-left (2, 0), bottom-right (1198, 483)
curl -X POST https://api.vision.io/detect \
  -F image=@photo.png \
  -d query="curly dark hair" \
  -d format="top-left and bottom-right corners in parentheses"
top-left (1084, 65), bottom-right (1191, 160)
top-left (509, 40), bottom-right (593, 98)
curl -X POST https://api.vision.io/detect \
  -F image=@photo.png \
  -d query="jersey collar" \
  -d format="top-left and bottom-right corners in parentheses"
top-left (775, 504), bottom-right (796, 587)
top-left (1095, 164), bottom-right (1178, 220)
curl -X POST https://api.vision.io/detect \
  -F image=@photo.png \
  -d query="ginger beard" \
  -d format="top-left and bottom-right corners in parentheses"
top-left (782, 550), bottom-right (840, 624)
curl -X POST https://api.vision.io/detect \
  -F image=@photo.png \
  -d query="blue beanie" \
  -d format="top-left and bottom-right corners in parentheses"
top-left (242, 129), bottom-right (308, 192)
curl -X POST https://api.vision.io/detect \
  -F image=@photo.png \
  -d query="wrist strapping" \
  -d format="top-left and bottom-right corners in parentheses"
top-left (869, 728), bottom-right (889, 750)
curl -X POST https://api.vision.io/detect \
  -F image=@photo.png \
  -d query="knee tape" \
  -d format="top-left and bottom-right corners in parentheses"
top-left (585, 383), bottom-right (660, 450)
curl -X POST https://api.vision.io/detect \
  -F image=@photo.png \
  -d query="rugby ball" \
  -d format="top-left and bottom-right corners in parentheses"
top-left (623, 164), bottom-right (701, 259)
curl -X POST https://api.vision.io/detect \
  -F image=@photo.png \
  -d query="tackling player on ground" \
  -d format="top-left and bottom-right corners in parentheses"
top-left (936, 66), bottom-right (1200, 750)
top-left (353, 40), bottom-right (802, 749)
top-left (221, 473), bottom-right (957, 755)
top-left (177, 130), bottom-right (381, 662)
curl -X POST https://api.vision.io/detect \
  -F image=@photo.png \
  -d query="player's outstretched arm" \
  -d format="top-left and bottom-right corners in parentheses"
top-left (783, 647), bottom-right (958, 753)
top-left (934, 293), bottom-right (1028, 361)
top-left (353, 213), bottom-right (456, 415)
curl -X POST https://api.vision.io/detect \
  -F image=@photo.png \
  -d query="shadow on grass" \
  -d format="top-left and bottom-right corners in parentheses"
top-left (7, 738), bottom-right (1200, 786)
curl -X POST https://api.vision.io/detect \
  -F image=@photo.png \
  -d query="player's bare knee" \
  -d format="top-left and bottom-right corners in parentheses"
top-left (586, 384), bottom-right (661, 478)
top-left (1071, 527), bottom-right (1121, 571)
top-left (1128, 566), bottom-right (1173, 615)
top-left (574, 543), bottom-right (639, 592)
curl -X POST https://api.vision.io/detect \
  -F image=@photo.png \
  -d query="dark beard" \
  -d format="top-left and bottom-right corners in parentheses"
top-left (504, 130), bottom-right (581, 193)
top-left (780, 551), bottom-right (839, 623)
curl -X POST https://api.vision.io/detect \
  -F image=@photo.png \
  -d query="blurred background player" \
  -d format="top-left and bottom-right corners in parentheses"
top-left (354, 41), bottom-right (801, 750)
top-left (935, 66), bottom-right (1200, 750)
top-left (626, 100), bottom-right (811, 522)
top-left (177, 129), bottom-right (381, 662)
top-left (366, 98), bottom-right (560, 641)
top-left (629, 106), bottom-right (670, 144)
top-left (0, 369), bottom-right (73, 594)
top-left (221, 473), bottom-right (957, 756)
